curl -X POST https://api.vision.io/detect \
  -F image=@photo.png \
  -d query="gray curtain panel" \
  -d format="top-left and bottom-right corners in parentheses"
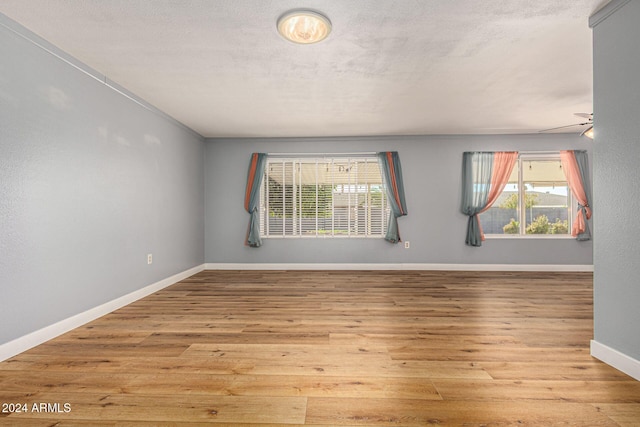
top-left (460, 152), bottom-right (493, 247)
top-left (378, 151), bottom-right (408, 243)
top-left (244, 153), bottom-right (268, 247)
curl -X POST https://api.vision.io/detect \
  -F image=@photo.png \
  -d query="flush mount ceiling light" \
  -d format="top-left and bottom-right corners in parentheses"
top-left (277, 9), bottom-right (332, 44)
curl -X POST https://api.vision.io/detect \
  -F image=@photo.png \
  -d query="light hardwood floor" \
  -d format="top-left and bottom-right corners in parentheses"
top-left (1, 270), bottom-right (639, 426)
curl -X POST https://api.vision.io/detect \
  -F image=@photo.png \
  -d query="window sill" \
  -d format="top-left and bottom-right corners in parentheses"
top-left (262, 235), bottom-right (385, 239)
top-left (484, 234), bottom-right (575, 240)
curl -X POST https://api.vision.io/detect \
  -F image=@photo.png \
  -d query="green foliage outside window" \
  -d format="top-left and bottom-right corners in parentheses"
top-left (525, 215), bottom-right (569, 234)
top-left (369, 188), bottom-right (385, 207)
top-left (503, 218), bottom-right (520, 234)
top-left (550, 218), bottom-right (569, 234)
top-left (503, 216), bottom-right (569, 234)
top-left (526, 214), bottom-right (550, 234)
top-left (298, 184), bottom-right (333, 218)
top-left (268, 178), bottom-right (385, 219)
top-left (499, 193), bottom-right (538, 209)
top-left (268, 178), bottom-right (334, 218)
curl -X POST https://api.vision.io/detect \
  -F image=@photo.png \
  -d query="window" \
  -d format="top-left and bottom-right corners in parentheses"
top-left (480, 153), bottom-right (573, 236)
top-left (260, 156), bottom-right (389, 238)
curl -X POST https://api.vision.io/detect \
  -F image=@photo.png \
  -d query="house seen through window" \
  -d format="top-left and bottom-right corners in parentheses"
top-left (260, 156), bottom-right (389, 238)
top-left (480, 153), bottom-right (573, 236)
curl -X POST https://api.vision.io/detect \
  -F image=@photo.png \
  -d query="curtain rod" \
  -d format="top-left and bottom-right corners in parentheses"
top-left (267, 152), bottom-right (378, 157)
top-left (518, 150), bottom-right (564, 155)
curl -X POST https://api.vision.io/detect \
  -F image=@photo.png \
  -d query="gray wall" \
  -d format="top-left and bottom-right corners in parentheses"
top-left (205, 135), bottom-right (593, 265)
top-left (0, 16), bottom-right (205, 345)
top-left (592, 0), bottom-right (640, 360)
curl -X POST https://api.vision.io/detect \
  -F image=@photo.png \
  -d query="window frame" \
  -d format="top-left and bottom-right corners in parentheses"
top-left (483, 152), bottom-right (576, 239)
top-left (259, 154), bottom-right (390, 239)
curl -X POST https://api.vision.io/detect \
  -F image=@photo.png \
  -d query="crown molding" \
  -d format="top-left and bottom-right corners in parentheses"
top-left (0, 12), bottom-right (202, 140)
top-left (589, 0), bottom-right (632, 28)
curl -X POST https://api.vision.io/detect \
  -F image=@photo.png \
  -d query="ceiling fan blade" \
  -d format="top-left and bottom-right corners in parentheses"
top-left (574, 112), bottom-right (593, 119)
top-left (539, 122), bottom-right (591, 133)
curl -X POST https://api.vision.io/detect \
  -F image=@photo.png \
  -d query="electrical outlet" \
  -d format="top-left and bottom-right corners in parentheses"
top-left (404, 241), bottom-right (410, 249)
top-left (147, 254), bottom-right (153, 265)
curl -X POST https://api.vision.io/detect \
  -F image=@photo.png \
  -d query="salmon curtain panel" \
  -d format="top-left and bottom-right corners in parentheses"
top-left (378, 151), bottom-right (408, 243)
top-left (244, 153), bottom-right (267, 247)
top-left (461, 151), bottom-right (518, 247)
top-left (560, 150), bottom-right (592, 240)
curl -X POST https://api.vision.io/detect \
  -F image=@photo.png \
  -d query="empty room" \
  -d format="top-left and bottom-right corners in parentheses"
top-left (1, 1), bottom-right (639, 425)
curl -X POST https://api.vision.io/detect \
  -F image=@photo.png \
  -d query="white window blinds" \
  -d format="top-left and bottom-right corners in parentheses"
top-left (260, 156), bottom-right (389, 238)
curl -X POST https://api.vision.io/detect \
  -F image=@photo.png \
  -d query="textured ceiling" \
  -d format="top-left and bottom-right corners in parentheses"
top-left (0, 0), bottom-right (607, 138)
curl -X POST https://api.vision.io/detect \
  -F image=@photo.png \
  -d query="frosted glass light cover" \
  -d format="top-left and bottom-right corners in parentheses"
top-left (277, 10), bottom-right (332, 44)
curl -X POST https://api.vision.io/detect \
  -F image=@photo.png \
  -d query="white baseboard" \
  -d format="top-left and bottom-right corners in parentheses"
top-left (0, 264), bottom-right (205, 362)
top-left (591, 340), bottom-right (640, 381)
top-left (205, 263), bottom-right (593, 272)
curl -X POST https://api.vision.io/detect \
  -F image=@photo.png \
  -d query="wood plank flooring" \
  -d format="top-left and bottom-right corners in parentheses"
top-left (1, 270), bottom-right (639, 426)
